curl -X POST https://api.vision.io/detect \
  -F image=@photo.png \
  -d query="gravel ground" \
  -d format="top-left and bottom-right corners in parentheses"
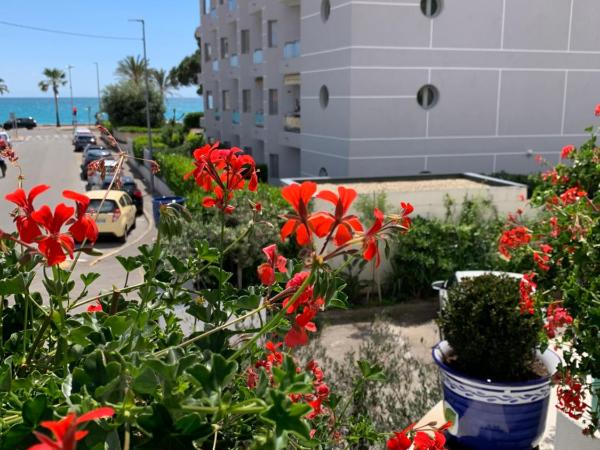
top-left (316, 178), bottom-right (487, 194)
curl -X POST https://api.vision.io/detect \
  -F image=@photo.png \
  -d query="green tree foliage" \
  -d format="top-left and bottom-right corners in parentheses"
top-left (38, 68), bottom-right (67, 127)
top-left (169, 49), bottom-right (202, 95)
top-left (0, 78), bottom-right (8, 95)
top-left (115, 55), bottom-right (146, 86)
top-left (101, 81), bottom-right (165, 127)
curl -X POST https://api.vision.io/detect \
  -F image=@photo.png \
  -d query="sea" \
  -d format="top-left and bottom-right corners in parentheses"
top-left (0, 97), bottom-right (203, 126)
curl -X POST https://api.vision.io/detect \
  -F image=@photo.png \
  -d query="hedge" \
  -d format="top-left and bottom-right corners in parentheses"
top-left (132, 136), bottom-right (167, 159)
top-left (183, 112), bottom-right (204, 131)
top-left (153, 152), bottom-right (201, 202)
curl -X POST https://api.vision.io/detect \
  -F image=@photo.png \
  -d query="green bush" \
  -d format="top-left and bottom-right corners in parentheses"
top-left (439, 274), bottom-right (543, 381)
top-left (153, 152), bottom-right (199, 200)
top-left (102, 80), bottom-right (165, 127)
top-left (183, 111), bottom-right (204, 131)
top-left (132, 136), bottom-right (167, 159)
top-left (116, 125), bottom-right (162, 134)
top-left (160, 123), bottom-right (186, 148)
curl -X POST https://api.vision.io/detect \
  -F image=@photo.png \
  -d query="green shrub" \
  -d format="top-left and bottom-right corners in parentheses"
top-left (153, 152), bottom-right (198, 200)
top-left (183, 111), bottom-right (204, 131)
top-left (439, 274), bottom-right (543, 381)
top-left (132, 136), bottom-right (167, 159)
top-left (116, 125), bottom-right (162, 134)
top-left (160, 123), bottom-right (186, 148)
top-left (102, 80), bottom-right (165, 127)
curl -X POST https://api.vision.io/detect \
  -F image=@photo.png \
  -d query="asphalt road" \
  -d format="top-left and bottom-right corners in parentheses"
top-left (0, 126), bottom-right (157, 304)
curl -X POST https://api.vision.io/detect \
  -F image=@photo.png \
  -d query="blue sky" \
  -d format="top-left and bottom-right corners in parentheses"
top-left (1, 0), bottom-right (199, 97)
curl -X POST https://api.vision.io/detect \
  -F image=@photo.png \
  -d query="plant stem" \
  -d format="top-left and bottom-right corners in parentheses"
top-left (228, 274), bottom-right (312, 362)
top-left (68, 282), bottom-right (145, 312)
top-left (218, 209), bottom-right (225, 320)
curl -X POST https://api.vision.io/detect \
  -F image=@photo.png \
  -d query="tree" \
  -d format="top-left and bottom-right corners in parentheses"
top-left (115, 55), bottom-right (146, 86)
top-left (101, 80), bottom-right (165, 127)
top-left (169, 49), bottom-right (202, 95)
top-left (38, 68), bottom-right (67, 127)
top-left (152, 68), bottom-right (175, 97)
top-left (0, 78), bottom-right (8, 95)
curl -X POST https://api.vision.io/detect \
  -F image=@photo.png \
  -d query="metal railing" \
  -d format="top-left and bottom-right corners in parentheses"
top-left (230, 53), bottom-right (239, 67)
top-left (284, 114), bottom-right (301, 132)
top-left (232, 110), bottom-right (240, 124)
top-left (283, 40), bottom-right (300, 59)
top-left (253, 49), bottom-right (263, 64)
top-left (214, 110), bottom-right (221, 121)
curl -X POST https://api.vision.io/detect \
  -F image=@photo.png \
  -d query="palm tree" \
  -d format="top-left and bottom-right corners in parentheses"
top-left (151, 68), bottom-right (175, 97)
top-left (38, 68), bottom-right (67, 127)
top-left (0, 78), bottom-right (8, 95)
top-left (115, 55), bottom-right (146, 86)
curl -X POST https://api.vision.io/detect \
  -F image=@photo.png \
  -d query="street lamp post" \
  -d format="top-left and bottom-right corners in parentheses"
top-left (67, 65), bottom-right (75, 128)
top-left (129, 18), bottom-right (155, 195)
top-left (94, 62), bottom-right (101, 120)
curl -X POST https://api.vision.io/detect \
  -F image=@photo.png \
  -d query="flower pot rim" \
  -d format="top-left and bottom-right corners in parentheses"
top-left (432, 340), bottom-right (561, 388)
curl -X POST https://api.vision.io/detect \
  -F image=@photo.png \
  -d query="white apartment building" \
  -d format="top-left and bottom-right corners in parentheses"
top-left (197, 0), bottom-right (600, 181)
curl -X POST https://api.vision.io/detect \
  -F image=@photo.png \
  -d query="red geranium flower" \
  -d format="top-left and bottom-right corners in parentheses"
top-left (31, 204), bottom-right (76, 266)
top-left (412, 429), bottom-right (446, 450)
top-left (544, 303), bottom-right (573, 338)
top-left (560, 187), bottom-right (587, 204)
top-left (87, 302), bottom-right (103, 313)
top-left (362, 208), bottom-right (384, 267)
top-left (519, 272), bottom-right (537, 315)
top-left (5, 184), bottom-right (50, 243)
top-left (257, 244), bottom-right (287, 285)
top-left (595, 104), bottom-right (600, 117)
top-left (28, 407), bottom-right (114, 450)
top-left (63, 190), bottom-right (98, 243)
top-left (310, 186), bottom-right (363, 246)
top-left (557, 375), bottom-right (587, 420)
top-left (498, 226), bottom-right (532, 258)
top-left (280, 182), bottom-right (317, 246)
top-left (561, 145), bottom-right (575, 159)
top-left (387, 424), bottom-right (415, 450)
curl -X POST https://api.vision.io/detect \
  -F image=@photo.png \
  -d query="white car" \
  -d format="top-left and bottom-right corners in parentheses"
top-left (73, 128), bottom-right (92, 145)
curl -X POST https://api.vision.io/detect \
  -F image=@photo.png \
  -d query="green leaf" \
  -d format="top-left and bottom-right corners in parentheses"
top-left (0, 363), bottom-right (12, 392)
top-left (22, 395), bottom-right (47, 426)
top-left (80, 272), bottom-right (101, 287)
top-left (188, 354), bottom-right (237, 394)
top-left (357, 360), bottom-right (386, 381)
top-left (261, 391), bottom-right (311, 440)
top-left (132, 367), bottom-right (160, 395)
top-left (116, 256), bottom-right (142, 273)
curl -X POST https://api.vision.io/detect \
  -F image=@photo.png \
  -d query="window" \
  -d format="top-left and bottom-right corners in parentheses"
top-left (269, 154), bottom-right (280, 178)
top-left (319, 167), bottom-right (328, 177)
top-left (268, 20), bottom-right (278, 48)
top-left (268, 89), bottom-right (278, 115)
top-left (416, 84), bottom-right (439, 109)
top-left (242, 89), bottom-right (251, 113)
top-left (204, 0), bottom-right (211, 14)
top-left (206, 91), bottom-right (214, 110)
top-left (222, 90), bottom-right (231, 111)
top-left (243, 146), bottom-right (253, 156)
top-left (220, 37), bottom-right (229, 59)
top-left (204, 43), bottom-right (212, 62)
top-left (420, 0), bottom-right (442, 17)
top-left (241, 29), bottom-right (250, 54)
top-left (321, 0), bottom-right (331, 22)
top-left (319, 85), bottom-right (329, 109)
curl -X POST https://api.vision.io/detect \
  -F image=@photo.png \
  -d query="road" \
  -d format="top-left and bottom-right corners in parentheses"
top-left (0, 126), bottom-right (156, 304)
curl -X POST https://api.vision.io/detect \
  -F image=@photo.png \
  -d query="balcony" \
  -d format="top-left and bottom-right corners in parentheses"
top-left (284, 114), bottom-right (300, 133)
top-left (283, 40), bottom-right (300, 59)
top-left (228, 0), bottom-right (237, 11)
top-left (255, 112), bottom-right (264, 127)
top-left (253, 49), bottom-right (263, 64)
top-left (230, 54), bottom-right (239, 67)
top-left (210, 8), bottom-right (217, 19)
top-left (212, 60), bottom-right (219, 71)
top-left (232, 110), bottom-right (240, 125)
top-left (215, 110), bottom-right (221, 121)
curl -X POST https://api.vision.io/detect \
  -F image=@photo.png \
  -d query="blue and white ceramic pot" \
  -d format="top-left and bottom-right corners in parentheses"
top-left (432, 340), bottom-right (560, 450)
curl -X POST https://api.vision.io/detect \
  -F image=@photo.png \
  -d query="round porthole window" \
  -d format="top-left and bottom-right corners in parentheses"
top-left (420, 0), bottom-right (442, 18)
top-left (319, 167), bottom-right (328, 177)
top-left (416, 84), bottom-right (439, 110)
top-left (321, 0), bottom-right (331, 22)
top-left (319, 85), bottom-right (329, 109)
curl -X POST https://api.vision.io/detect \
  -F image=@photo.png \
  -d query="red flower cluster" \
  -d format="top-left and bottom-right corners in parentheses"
top-left (544, 303), bottom-right (573, 339)
top-left (281, 182), bottom-right (318, 246)
top-left (561, 145), bottom-right (576, 159)
top-left (498, 226), bottom-right (532, 258)
top-left (5, 186), bottom-right (98, 266)
top-left (387, 422), bottom-right (451, 450)
top-left (283, 272), bottom-right (324, 347)
top-left (257, 244), bottom-right (287, 286)
top-left (559, 187), bottom-right (587, 205)
top-left (557, 374), bottom-right (587, 420)
top-left (595, 103), bottom-right (600, 117)
top-left (533, 244), bottom-right (553, 272)
top-left (28, 407), bottom-right (114, 450)
top-left (87, 302), bottom-right (103, 313)
top-left (519, 273), bottom-right (537, 315)
top-left (184, 142), bottom-right (258, 214)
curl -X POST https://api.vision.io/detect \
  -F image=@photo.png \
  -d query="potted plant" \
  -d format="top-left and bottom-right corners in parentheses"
top-left (433, 273), bottom-right (560, 450)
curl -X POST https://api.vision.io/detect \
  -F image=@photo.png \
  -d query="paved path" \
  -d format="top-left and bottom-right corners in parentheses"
top-left (0, 126), bottom-right (157, 301)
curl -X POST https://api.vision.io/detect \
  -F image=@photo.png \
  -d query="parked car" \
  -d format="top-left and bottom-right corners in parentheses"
top-left (85, 160), bottom-right (119, 190)
top-left (85, 190), bottom-right (136, 242)
top-left (2, 117), bottom-right (37, 130)
top-left (72, 128), bottom-right (93, 145)
top-left (0, 131), bottom-right (11, 148)
top-left (81, 149), bottom-right (112, 180)
top-left (82, 144), bottom-right (106, 161)
top-left (98, 175), bottom-right (143, 215)
top-left (74, 133), bottom-right (97, 152)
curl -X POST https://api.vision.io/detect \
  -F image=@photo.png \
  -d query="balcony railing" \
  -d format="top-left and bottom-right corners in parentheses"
top-left (210, 8), bottom-right (217, 19)
top-left (255, 112), bottom-right (264, 127)
top-left (212, 60), bottom-right (219, 71)
top-left (284, 114), bottom-right (301, 133)
top-left (232, 110), bottom-right (240, 125)
top-left (253, 49), bottom-right (263, 64)
top-left (230, 53), bottom-right (239, 67)
top-left (283, 40), bottom-right (301, 59)
top-left (228, 0), bottom-right (237, 11)
top-left (215, 110), bottom-right (221, 121)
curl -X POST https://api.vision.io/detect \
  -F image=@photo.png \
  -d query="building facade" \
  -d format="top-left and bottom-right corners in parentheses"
top-left (197, 0), bottom-right (600, 180)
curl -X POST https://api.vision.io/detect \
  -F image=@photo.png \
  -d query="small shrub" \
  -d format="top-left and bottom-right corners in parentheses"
top-left (116, 125), bottom-right (162, 134)
top-left (183, 111), bottom-right (204, 131)
top-left (439, 274), bottom-right (543, 381)
top-left (132, 135), bottom-right (166, 159)
top-left (153, 151), bottom-right (199, 200)
top-left (160, 123), bottom-right (186, 148)
top-left (102, 80), bottom-right (165, 127)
